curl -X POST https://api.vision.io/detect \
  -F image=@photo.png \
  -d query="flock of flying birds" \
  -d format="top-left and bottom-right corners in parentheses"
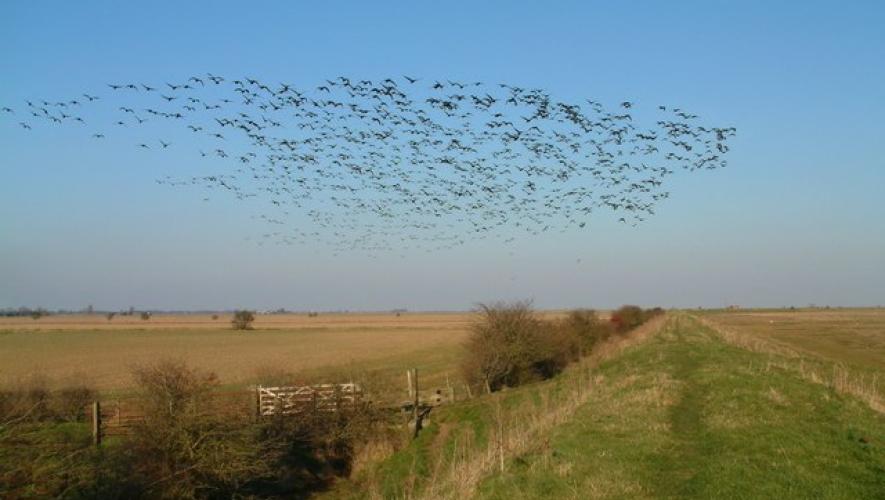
top-left (2, 74), bottom-right (736, 252)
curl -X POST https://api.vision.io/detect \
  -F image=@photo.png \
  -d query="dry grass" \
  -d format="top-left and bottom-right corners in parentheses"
top-left (695, 313), bottom-right (884, 414)
top-left (0, 311), bottom-right (581, 395)
top-left (699, 308), bottom-right (885, 370)
top-left (0, 312), bottom-right (471, 394)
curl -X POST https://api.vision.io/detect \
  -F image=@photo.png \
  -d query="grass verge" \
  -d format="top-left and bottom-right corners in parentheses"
top-left (328, 313), bottom-right (885, 499)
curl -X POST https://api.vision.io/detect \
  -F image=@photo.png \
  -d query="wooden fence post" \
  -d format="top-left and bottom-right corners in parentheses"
top-left (92, 401), bottom-right (101, 447)
top-left (412, 368), bottom-right (420, 439)
top-left (254, 386), bottom-right (262, 420)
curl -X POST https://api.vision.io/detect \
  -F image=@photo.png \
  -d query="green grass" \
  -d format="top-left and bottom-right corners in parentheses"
top-left (331, 314), bottom-right (885, 499)
top-left (476, 315), bottom-right (884, 499)
top-left (0, 421), bottom-right (98, 497)
top-left (699, 309), bottom-right (885, 407)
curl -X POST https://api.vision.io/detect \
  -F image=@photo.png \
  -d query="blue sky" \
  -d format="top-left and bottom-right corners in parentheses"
top-left (1, 1), bottom-right (883, 311)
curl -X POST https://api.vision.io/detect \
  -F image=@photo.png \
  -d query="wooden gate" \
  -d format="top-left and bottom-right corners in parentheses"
top-left (257, 383), bottom-right (362, 416)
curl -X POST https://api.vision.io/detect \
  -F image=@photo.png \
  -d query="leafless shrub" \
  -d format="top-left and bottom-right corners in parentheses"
top-left (231, 310), bottom-right (255, 330)
top-left (462, 303), bottom-right (664, 394)
top-left (538, 320), bottom-right (583, 374)
top-left (131, 359), bottom-right (218, 420)
top-left (610, 305), bottom-right (664, 333)
top-left (0, 359), bottom-right (397, 497)
top-left (610, 305), bottom-right (644, 332)
top-left (464, 306), bottom-right (534, 390)
top-left (51, 385), bottom-right (96, 422)
top-left (125, 359), bottom-right (265, 497)
top-left (0, 376), bottom-right (99, 427)
top-left (0, 376), bottom-right (53, 425)
top-left (563, 309), bottom-right (613, 352)
top-left (461, 301), bottom-right (552, 392)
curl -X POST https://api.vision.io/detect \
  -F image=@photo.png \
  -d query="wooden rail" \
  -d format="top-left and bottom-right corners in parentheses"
top-left (257, 383), bottom-right (362, 416)
top-left (86, 384), bottom-right (365, 444)
top-left (84, 373), bottom-right (456, 445)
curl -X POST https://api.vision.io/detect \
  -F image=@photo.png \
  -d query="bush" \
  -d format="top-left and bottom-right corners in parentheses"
top-left (120, 359), bottom-right (388, 497)
top-left (51, 385), bottom-right (96, 421)
top-left (124, 359), bottom-right (265, 497)
top-left (132, 359), bottom-right (218, 419)
top-left (0, 360), bottom-right (393, 498)
top-left (610, 305), bottom-right (645, 333)
top-left (0, 377), bottom-right (51, 423)
top-left (646, 307), bottom-right (665, 322)
top-left (140, 311), bottom-right (151, 320)
top-left (0, 378), bottom-right (97, 425)
top-left (461, 302), bottom-right (581, 391)
top-left (462, 303), bottom-right (666, 393)
top-left (563, 309), bottom-right (614, 353)
top-left (533, 320), bottom-right (582, 377)
top-left (462, 301), bottom-right (535, 391)
top-left (231, 310), bottom-right (255, 330)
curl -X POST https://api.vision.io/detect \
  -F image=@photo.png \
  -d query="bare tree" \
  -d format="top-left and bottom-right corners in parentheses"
top-left (231, 310), bottom-right (255, 330)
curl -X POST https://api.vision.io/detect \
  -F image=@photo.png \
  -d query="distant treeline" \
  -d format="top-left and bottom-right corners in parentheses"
top-left (0, 307), bottom-right (52, 318)
top-left (0, 307), bottom-right (152, 318)
top-left (0, 307), bottom-right (414, 317)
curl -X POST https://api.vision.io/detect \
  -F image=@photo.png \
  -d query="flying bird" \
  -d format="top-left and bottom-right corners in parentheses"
top-left (9, 74), bottom-right (736, 252)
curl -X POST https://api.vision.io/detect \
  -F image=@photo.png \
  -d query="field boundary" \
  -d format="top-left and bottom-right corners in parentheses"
top-left (416, 314), bottom-right (670, 499)
top-left (692, 314), bottom-right (883, 414)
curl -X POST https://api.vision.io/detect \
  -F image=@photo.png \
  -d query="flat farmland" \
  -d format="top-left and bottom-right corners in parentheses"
top-left (0, 311), bottom-right (573, 395)
top-left (0, 312), bottom-right (477, 394)
top-left (700, 308), bottom-right (885, 371)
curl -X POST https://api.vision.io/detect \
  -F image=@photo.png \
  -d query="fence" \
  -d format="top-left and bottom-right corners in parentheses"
top-left (82, 371), bottom-right (458, 446)
top-left (257, 383), bottom-right (363, 416)
top-left (85, 383), bottom-right (364, 445)
top-left (83, 399), bottom-right (144, 443)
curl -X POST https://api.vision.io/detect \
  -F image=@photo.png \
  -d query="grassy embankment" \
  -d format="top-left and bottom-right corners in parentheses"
top-left (327, 313), bottom-right (884, 499)
top-left (698, 308), bottom-right (884, 409)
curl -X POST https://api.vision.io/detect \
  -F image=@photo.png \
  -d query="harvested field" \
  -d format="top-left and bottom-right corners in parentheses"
top-left (699, 308), bottom-right (885, 370)
top-left (0, 311), bottom-right (577, 394)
